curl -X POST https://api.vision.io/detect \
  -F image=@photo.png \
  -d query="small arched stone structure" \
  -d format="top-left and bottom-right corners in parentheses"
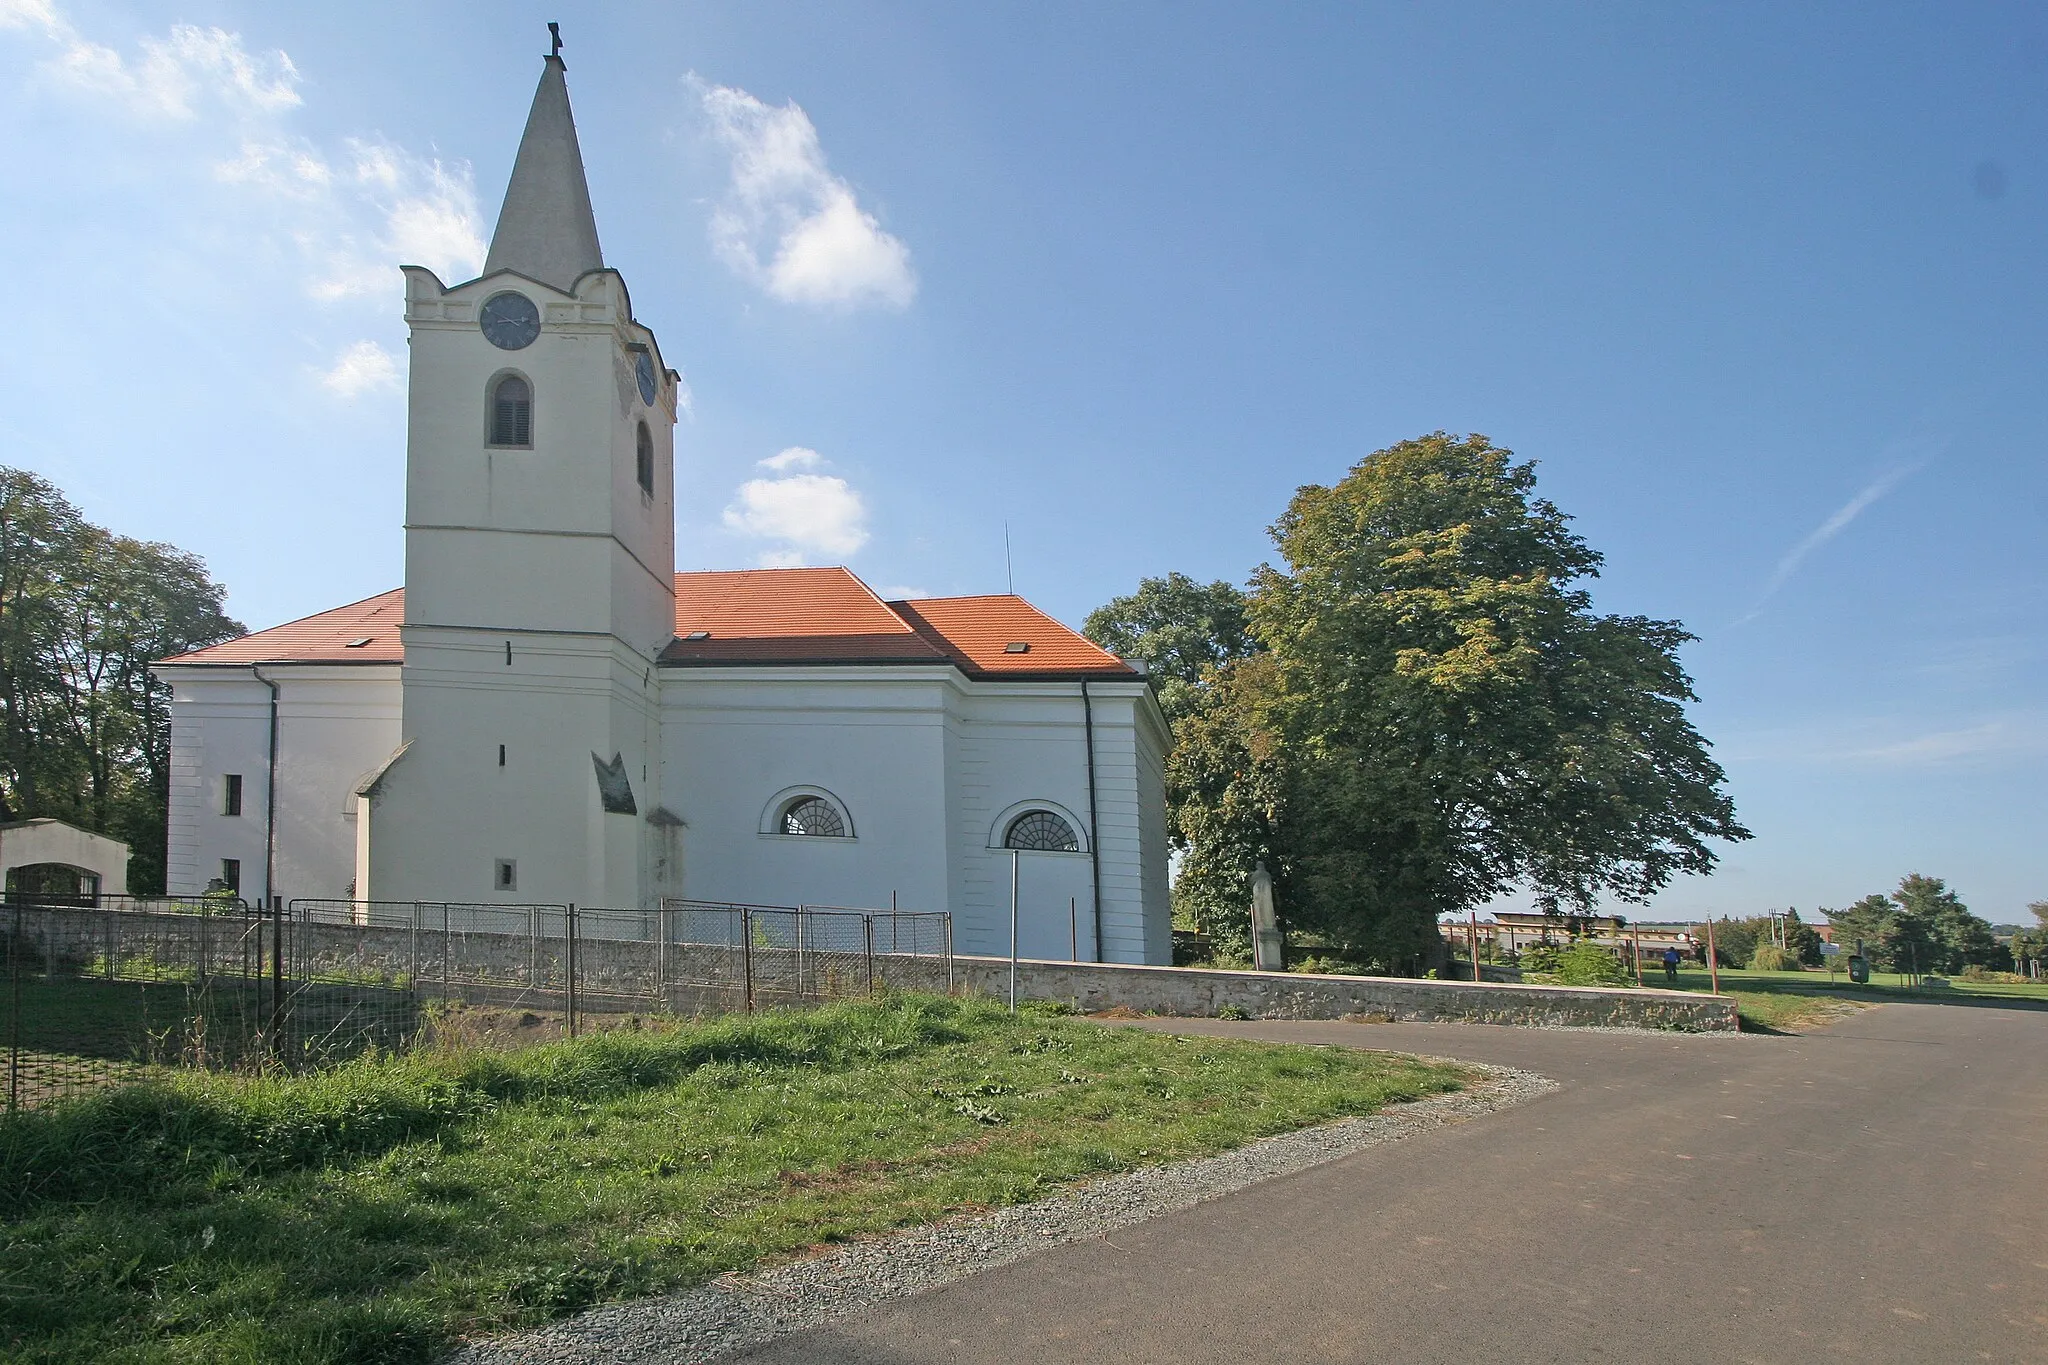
top-left (0, 818), bottom-right (129, 897)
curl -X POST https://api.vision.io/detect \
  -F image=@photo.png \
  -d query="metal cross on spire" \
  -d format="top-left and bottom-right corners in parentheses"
top-left (548, 22), bottom-right (563, 61)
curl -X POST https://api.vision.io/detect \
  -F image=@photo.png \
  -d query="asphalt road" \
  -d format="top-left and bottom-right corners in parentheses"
top-left (735, 1000), bottom-right (2048, 1364)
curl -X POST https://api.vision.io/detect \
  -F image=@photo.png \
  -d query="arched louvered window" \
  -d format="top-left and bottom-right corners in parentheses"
top-left (489, 374), bottom-right (532, 447)
top-left (781, 795), bottom-right (849, 838)
top-left (635, 421), bottom-right (655, 494)
top-left (1005, 809), bottom-right (1080, 852)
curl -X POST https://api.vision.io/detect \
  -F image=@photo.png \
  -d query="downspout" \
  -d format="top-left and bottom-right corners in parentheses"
top-left (252, 665), bottom-right (283, 1043)
top-left (250, 666), bottom-right (280, 908)
top-left (1082, 678), bottom-right (1103, 962)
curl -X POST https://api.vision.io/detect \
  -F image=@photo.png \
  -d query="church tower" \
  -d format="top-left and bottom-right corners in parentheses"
top-left (362, 42), bottom-right (681, 908)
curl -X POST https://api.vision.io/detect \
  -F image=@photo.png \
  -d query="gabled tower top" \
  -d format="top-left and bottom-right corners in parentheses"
top-left (482, 30), bottom-right (604, 293)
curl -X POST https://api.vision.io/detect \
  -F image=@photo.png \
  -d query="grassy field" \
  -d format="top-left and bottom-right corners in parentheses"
top-left (0, 993), bottom-right (1466, 1364)
top-left (1647, 964), bottom-right (2048, 1031)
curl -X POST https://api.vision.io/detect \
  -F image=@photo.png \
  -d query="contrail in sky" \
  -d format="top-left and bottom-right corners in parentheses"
top-left (1731, 462), bottom-right (1926, 627)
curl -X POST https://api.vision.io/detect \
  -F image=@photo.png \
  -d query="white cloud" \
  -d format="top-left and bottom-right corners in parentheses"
top-left (877, 584), bottom-right (932, 601)
top-left (297, 142), bottom-right (486, 300)
top-left (1844, 723), bottom-right (2011, 764)
top-left (722, 455), bottom-right (871, 564)
top-left (17, 12), bottom-right (300, 122)
top-left (0, 0), bottom-right (61, 32)
top-left (757, 446), bottom-right (824, 472)
top-left (1721, 711), bottom-right (2048, 768)
top-left (696, 77), bottom-right (916, 310)
top-left (317, 340), bottom-right (400, 398)
top-left (12, 5), bottom-right (483, 306)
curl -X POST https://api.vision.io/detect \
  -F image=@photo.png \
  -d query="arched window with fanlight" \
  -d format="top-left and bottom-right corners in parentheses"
top-left (1004, 809), bottom-right (1080, 852)
top-left (635, 421), bottom-right (655, 494)
top-left (488, 374), bottom-right (532, 447)
top-left (780, 794), bottom-right (849, 837)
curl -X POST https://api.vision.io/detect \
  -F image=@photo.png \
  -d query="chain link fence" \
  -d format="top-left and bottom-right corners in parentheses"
top-left (6, 894), bottom-right (952, 1113)
top-left (3, 892), bottom-right (274, 1111)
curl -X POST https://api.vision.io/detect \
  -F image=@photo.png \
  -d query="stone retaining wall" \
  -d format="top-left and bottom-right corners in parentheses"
top-left (9, 906), bottom-right (1737, 1031)
top-left (945, 955), bottom-right (1739, 1031)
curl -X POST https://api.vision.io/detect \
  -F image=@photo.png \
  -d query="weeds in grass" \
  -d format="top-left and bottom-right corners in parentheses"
top-left (0, 992), bottom-right (1463, 1364)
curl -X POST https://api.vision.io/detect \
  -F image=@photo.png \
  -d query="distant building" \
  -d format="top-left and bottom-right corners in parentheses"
top-left (1444, 912), bottom-right (1698, 955)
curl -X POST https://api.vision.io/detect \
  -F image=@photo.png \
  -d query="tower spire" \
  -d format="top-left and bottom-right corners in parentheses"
top-left (483, 30), bottom-right (603, 292)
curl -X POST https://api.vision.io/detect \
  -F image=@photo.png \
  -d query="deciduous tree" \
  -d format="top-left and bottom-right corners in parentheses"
top-left (0, 468), bottom-right (240, 890)
top-left (1083, 572), bottom-right (1257, 722)
top-left (1147, 433), bottom-right (1748, 971)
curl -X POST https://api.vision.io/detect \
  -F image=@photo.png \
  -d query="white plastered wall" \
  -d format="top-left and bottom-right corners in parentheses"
top-left (659, 668), bottom-right (955, 918)
top-left (156, 664), bottom-right (401, 904)
top-left (369, 630), bottom-right (661, 907)
top-left (661, 666), bottom-right (1171, 964)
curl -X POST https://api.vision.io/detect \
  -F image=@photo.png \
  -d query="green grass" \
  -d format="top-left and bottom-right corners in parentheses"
top-left (1645, 964), bottom-right (2048, 1031)
top-left (0, 992), bottom-right (1465, 1364)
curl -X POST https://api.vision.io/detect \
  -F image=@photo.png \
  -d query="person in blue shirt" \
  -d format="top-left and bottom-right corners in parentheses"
top-left (1662, 945), bottom-right (1681, 985)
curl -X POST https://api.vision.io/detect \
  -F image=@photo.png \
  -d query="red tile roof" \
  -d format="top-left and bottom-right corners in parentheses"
top-left (888, 595), bottom-right (1135, 678)
top-left (161, 589), bottom-right (405, 665)
top-left (158, 571), bottom-right (1138, 680)
top-left (661, 567), bottom-right (947, 666)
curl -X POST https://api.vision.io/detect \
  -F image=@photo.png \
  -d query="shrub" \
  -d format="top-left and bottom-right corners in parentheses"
top-left (1749, 945), bottom-right (1803, 973)
top-left (1957, 965), bottom-right (2027, 984)
top-left (1523, 942), bottom-right (1633, 988)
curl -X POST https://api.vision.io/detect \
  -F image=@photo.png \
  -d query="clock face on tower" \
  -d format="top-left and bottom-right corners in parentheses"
top-left (479, 292), bottom-right (541, 350)
top-left (634, 351), bottom-right (658, 406)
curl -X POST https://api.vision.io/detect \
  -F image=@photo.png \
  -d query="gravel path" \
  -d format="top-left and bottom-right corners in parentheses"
top-left (451, 1061), bottom-right (1555, 1365)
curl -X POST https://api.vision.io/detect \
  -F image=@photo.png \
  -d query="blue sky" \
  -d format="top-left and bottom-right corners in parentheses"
top-left (3, 1), bottom-right (2042, 923)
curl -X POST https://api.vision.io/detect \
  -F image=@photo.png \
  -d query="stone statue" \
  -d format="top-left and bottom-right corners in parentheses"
top-left (1251, 861), bottom-right (1283, 972)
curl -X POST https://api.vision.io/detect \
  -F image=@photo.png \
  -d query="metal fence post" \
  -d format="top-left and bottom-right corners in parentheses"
top-left (9, 897), bottom-right (21, 1113)
top-left (656, 903), bottom-right (667, 1004)
top-left (268, 895), bottom-right (285, 1055)
top-left (410, 902), bottom-right (419, 985)
top-left (864, 913), bottom-right (875, 996)
top-left (944, 914), bottom-right (954, 994)
top-left (441, 903), bottom-right (450, 1001)
top-left (741, 906), bottom-right (755, 1012)
top-left (566, 903), bottom-right (578, 1039)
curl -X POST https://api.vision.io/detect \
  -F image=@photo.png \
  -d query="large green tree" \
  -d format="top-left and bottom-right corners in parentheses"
top-left (1129, 433), bottom-right (1748, 971)
top-left (0, 468), bottom-right (241, 891)
top-left (1822, 893), bottom-right (1894, 956)
top-left (2012, 900), bottom-right (2048, 975)
top-left (1083, 572), bottom-right (1257, 722)
top-left (1822, 875), bottom-right (2001, 974)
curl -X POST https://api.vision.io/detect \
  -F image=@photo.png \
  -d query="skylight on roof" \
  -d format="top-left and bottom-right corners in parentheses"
top-left (344, 637), bottom-right (373, 648)
top-left (684, 630), bottom-right (711, 641)
top-left (1003, 641), bottom-right (1030, 654)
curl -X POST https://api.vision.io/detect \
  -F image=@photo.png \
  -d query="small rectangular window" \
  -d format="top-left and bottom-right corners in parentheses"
top-left (221, 858), bottom-right (241, 894)
top-left (494, 859), bottom-right (517, 892)
top-left (223, 773), bottom-right (243, 817)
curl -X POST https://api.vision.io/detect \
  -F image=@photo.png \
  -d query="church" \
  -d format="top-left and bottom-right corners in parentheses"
top-left (153, 49), bottom-right (1172, 965)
